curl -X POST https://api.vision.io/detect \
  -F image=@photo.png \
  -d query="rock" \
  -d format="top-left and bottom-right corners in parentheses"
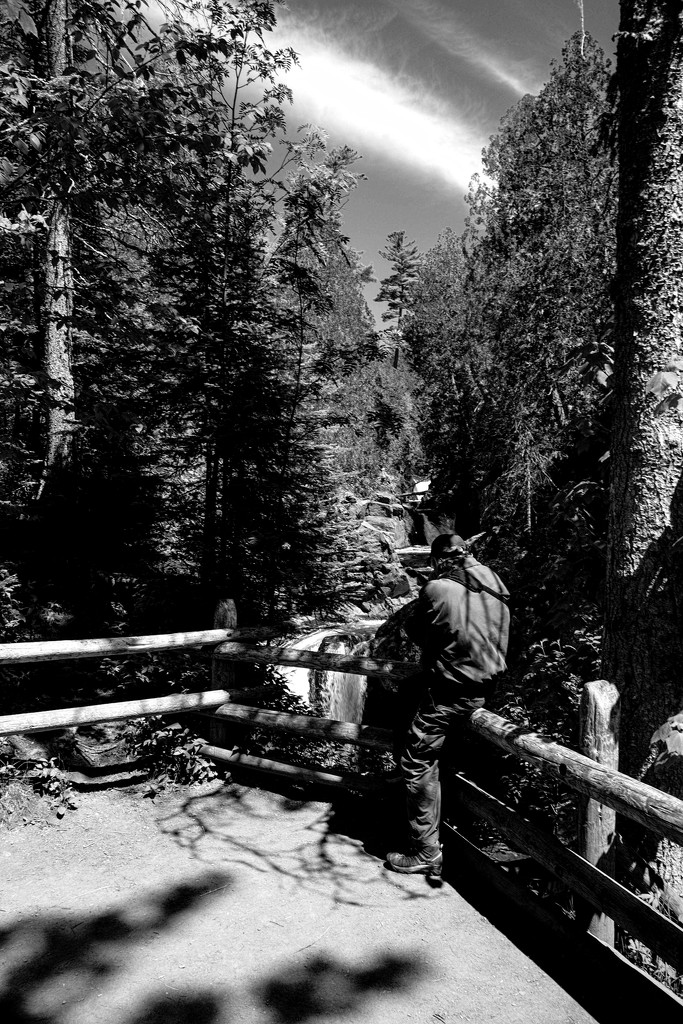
top-left (379, 566), bottom-right (412, 598)
top-left (357, 520), bottom-right (382, 535)
top-left (364, 517), bottom-right (410, 549)
top-left (366, 502), bottom-right (393, 517)
top-left (355, 522), bottom-right (395, 558)
top-left (66, 767), bottom-right (149, 789)
top-left (335, 488), bottom-right (428, 610)
top-left (7, 733), bottom-right (51, 762)
top-left (397, 546), bottom-right (431, 569)
top-left (422, 514), bottom-right (456, 545)
top-left (406, 510), bottom-right (457, 545)
top-left (367, 602), bottom-right (422, 693)
top-left (388, 574), bottom-right (411, 598)
top-left (364, 515), bottom-right (396, 530)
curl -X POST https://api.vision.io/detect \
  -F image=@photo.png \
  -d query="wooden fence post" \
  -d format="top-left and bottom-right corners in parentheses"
top-left (208, 599), bottom-right (238, 748)
top-left (579, 678), bottom-right (620, 945)
top-left (212, 599), bottom-right (237, 689)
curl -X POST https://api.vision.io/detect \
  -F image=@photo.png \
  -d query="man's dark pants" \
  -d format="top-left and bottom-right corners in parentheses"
top-left (396, 676), bottom-right (486, 853)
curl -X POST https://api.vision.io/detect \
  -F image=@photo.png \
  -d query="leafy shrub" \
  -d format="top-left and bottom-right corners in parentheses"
top-left (27, 758), bottom-right (78, 814)
top-left (468, 627), bottom-right (602, 851)
top-left (126, 716), bottom-right (217, 787)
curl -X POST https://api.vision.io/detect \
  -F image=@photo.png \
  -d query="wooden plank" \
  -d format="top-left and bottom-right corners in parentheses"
top-left (579, 679), bottom-right (620, 944)
top-left (452, 773), bottom-right (683, 973)
top-left (468, 708), bottom-right (683, 847)
top-left (0, 690), bottom-right (236, 736)
top-left (0, 626), bottom-right (291, 666)
top-left (443, 821), bottom-right (583, 942)
top-left (200, 704), bottom-right (393, 750)
top-left (442, 822), bottom-right (683, 1019)
top-left (213, 641), bottom-right (421, 682)
top-left (197, 744), bottom-right (384, 791)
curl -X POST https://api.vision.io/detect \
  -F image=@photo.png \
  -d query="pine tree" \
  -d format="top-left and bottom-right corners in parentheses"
top-left (375, 230), bottom-right (422, 328)
top-left (0, 0), bottom-right (372, 630)
top-left (408, 33), bottom-right (615, 561)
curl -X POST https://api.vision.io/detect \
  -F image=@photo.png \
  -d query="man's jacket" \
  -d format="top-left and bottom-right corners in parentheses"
top-left (403, 561), bottom-right (510, 688)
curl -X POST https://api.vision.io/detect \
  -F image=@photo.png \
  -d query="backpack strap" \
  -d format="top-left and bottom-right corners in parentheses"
top-left (442, 568), bottom-right (510, 605)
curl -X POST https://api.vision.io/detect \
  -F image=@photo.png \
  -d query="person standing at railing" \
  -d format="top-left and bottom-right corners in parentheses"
top-left (385, 532), bottom-right (510, 878)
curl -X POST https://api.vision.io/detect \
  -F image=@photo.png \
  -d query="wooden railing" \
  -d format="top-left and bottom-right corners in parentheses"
top-left (1, 626), bottom-right (683, 988)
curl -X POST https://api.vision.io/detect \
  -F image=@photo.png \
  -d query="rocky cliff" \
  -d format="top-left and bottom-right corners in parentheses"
top-left (332, 491), bottom-right (453, 620)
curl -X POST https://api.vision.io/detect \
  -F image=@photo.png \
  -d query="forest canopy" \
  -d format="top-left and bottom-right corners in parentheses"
top-left (7, 0), bottom-right (683, 988)
top-left (0, 0), bottom-right (417, 632)
top-left (1, 2), bottom-right (612, 694)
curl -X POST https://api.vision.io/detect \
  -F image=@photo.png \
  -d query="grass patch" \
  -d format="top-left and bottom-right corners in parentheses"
top-left (0, 780), bottom-right (56, 829)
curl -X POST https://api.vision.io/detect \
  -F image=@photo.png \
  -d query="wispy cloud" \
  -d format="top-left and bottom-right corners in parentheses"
top-left (387, 0), bottom-right (544, 96)
top-left (274, 13), bottom-right (488, 193)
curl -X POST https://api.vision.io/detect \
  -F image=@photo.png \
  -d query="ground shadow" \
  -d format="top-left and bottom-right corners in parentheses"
top-left (122, 993), bottom-right (222, 1024)
top-left (0, 877), bottom-right (426, 1024)
top-left (154, 776), bottom-right (439, 906)
top-left (256, 951), bottom-right (426, 1023)
top-left (0, 872), bottom-right (231, 1024)
top-left (125, 949), bottom-right (427, 1024)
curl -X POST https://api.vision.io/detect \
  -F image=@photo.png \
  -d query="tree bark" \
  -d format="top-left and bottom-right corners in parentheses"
top-left (603, 0), bottom-right (683, 892)
top-left (41, 200), bottom-right (75, 484)
top-left (38, 0), bottom-right (75, 496)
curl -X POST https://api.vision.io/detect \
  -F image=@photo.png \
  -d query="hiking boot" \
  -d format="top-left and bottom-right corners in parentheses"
top-left (385, 847), bottom-right (443, 877)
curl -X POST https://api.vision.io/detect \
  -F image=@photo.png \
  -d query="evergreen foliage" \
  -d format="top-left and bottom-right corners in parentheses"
top-left (0, 0), bottom-right (378, 638)
top-left (406, 33), bottom-right (615, 650)
top-left (0, 16), bottom-right (624, 794)
top-left (375, 230), bottom-right (422, 327)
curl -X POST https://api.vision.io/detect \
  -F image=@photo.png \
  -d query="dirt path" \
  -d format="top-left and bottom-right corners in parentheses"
top-left (1, 781), bottom-right (597, 1024)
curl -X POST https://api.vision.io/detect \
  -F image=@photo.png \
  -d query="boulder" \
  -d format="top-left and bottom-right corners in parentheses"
top-left (364, 516), bottom-right (411, 549)
top-left (335, 489), bottom-right (428, 613)
top-left (366, 502), bottom-right (393, 518)
top-left (407, 509), bottom-right (457, 545)
top-left (378, 566), bottom-right (412, 599)
top-left (396, 546), bottom-right (431, 570)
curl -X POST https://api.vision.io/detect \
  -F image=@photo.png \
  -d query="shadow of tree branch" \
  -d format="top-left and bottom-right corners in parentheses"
top-left (0, 878), bottom-right (427, 1024)
top-left (154, 781), bottom-right (435, 908)
top-left (256, 951), bottom-right (427, 1023)
top-left (0, 872), bottom-right (231, 1024)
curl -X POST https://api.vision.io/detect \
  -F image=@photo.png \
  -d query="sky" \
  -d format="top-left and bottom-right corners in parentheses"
top-left (269, 0), bottom-right (621, 322)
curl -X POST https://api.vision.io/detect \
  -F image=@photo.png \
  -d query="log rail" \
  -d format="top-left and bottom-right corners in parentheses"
top-left (1, 629), bottom-right (682, 990)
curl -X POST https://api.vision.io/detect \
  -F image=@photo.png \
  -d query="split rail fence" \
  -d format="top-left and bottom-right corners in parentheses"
top-left (1, 625), bottom-right (683, 986)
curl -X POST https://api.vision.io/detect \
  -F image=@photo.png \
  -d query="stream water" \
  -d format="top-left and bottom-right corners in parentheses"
top-left (278, 620), bottom-right (385, 724)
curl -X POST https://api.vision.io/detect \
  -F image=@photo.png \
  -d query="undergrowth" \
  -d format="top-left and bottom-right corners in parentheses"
top-left (125, 716), bottom-right (217, 789)
top-left (0, 757), bottom-right (77, 828)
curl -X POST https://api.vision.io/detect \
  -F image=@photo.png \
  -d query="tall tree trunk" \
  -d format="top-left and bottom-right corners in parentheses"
top-left (40, 200), bottom-right (74, 487)
top-left (38, 0), bottom-right (75, 496)
top-left (603, 1), bottom-right (683, 894)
